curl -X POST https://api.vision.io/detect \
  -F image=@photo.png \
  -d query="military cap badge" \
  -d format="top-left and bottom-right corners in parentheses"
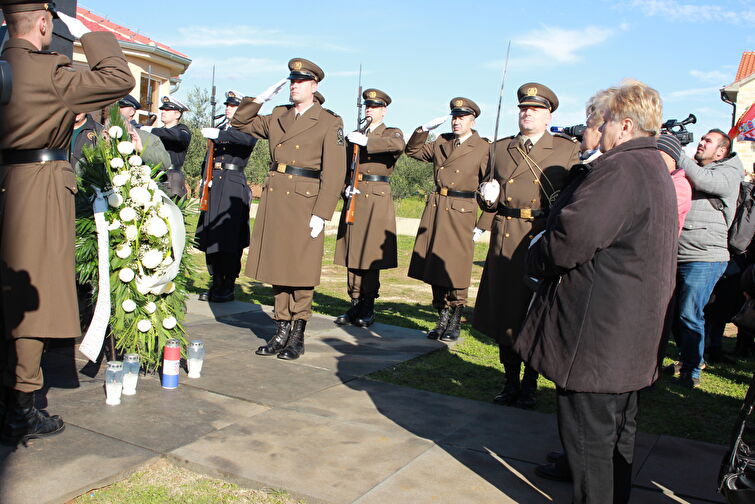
top-left (526, 87), bottom-right (538, 97)
top-left (162, 96), bottom-right (170, 103)
top-left (454, 99), bottom-right (464, 107)
top-left (292, 60), bottom-right (303, 70)
top-left (368, 91), bottom-right (377, 98)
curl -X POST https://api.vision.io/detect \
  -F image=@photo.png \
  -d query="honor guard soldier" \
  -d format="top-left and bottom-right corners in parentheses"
top-left (406, 98), bottom-right (489, 342)
top-left (196, 90), bottom-right (258, 303)
top-left (118, 95), bottom-right (172, 171)
top-left (314, 91), bottom-right (325, 105)
top-left (142, 95), bottom-right (192, 198)
top-left (473, 83), bottom-right (580, 408)
top-left (231, 58), bottom-right (346, 360)
top-left (0, 1), bottom-right (134, 443)
top-left (334, 88), bottom-right (404, 327)
top-left (118, 94), bottom-right (142, 128)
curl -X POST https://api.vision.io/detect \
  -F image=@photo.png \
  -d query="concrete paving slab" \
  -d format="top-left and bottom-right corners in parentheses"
top-left (170, 408), bottom-right (434, 504)
top-left (634, 435), bottom-right (727, 503)
top-left (50, 374), bottom-right (269, 452)
top-left (179, 320), bottom-right (268, 358)
top-left (0, 424), bottom-right (155, 504)
top-left (185, 298), bottom-right (258, 320)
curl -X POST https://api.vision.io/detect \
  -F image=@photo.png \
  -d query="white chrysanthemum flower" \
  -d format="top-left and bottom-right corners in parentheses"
top-left (110, 157), bottom-right (125, 169)
top-left (128, 155), bottom-right (143, 167)
top-left (117, 141), bottom-right (134, 155)
top-left (108, 126), bottom-right (123, 139)
top-left (140, 165), bottom-right (151, 177)
top-left (162, 317), bottom-right (177, 330)
top-left (119, 206), bottom-right (137, 222)
top-left (157, 204), bottom-right (171, 219)
top-left (162, 255), bottom-right (173, 266)
top-left (112, 173), bottom-right (129, 187)
top-left (145, 216), bottom-right (168, 238)
top-left (125, 225), bottom-right (138, 241)
top-left (144, 302), bottom-right (157, 314)
top-left (116, 244), bottom-right (132, 259)
top-left (129, 186), bottom-right (151, 207)
top-left (148, 180), bottom-right (158, 191)
top-left (137, 319), bottom-right (152, 332)
top-left (135, 277), bottom-right (151, 295)
top-left (121, 299), bottom-right (136, 312)
top-left (108, 219), bottom-right (121, 231)
top-left (108, 192), bottom-right (124, 207)
top-left (119, 267), bottom-right (135, 283)
top-left (141, 249), bottom-right (163, 269)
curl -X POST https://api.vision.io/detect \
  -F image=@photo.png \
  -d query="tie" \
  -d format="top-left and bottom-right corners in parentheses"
top-left (453, 139), bottom-right (460, 150)
top-left (294, 112), bottom-right (301, 121)
top-left (524, 139), bottom-right (533, 154)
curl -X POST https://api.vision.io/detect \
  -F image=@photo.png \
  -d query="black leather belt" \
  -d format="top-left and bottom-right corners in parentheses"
top-left (213, 162), bottom-right (242, 171)
top-left (270, 163), bottom-right (320, 179)
top-left (498, 206), bottom-right (546, 219)
top-left (1, 148), bottom-right (67, 164)
top-left (436, 187), bottom-right (475, 198)
top-left (358, 174), bottom-right (390, 183)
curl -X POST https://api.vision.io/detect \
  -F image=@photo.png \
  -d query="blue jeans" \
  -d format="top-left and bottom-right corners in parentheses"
top-left (676, 261), bottom-right (728, 378)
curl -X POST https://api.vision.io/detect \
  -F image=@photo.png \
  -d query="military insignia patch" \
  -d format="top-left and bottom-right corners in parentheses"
top-left (394, 131), bottom-right (402, 138)
top-left (548, 190), bottom-right (561, 205)
top-left (292, 60), bottom-right (303, 70)
top-left (526, 87), bottom-right (538, 97)
top-left (336, 128), bottom-right (344, 145)
top-left (454, 99), bottom-right (464, 107)
top-left (87, 132), bottom-right (96, 141)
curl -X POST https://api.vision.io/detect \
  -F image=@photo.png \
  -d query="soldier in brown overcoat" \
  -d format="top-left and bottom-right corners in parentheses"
top-left (334, 88), bottom-right (404, 327)
top-left (473, 83), bottom-right (580, 409)
top-left (0, 2), bottom-right (134, 443)
top-left (406, 98), bottom-right (489, 342)
top-left (231, 58), bottom-right (346, 360)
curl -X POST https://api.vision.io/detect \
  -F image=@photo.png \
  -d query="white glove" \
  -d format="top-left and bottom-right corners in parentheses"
top-left (480, 180), bottom-right (501, 205)
top-left (140, 126), bottom-right (153, 133)
top-left (344, 185), bottom-right (361, 198)
top-left (528, 230), bottom-right (545, 248)
top-left (347, 131), bottom-right (368, 146)
top-left (309, 215), bottom-right (325, 238)
top-left (58, 12), bottom-right (90, 39)
top-left (473, 227), bottom-right (484, 242)
top-left (255, 78), bottom-right (288, 103)
top-left (421, 115), bottom-right (448, 132)
top-left (202, 128), bottom-right (220, 140)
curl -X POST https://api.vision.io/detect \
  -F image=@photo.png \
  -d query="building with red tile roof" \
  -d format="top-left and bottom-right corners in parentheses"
top-left (721, 52), bottom-right (755, 172)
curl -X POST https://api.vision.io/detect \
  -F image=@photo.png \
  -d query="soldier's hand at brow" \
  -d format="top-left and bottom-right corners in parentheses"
top-left (254, 78), bottom-right (289, 104)
top-left (58, 12), bottom-right (91, 39)
top-left (421, 115), bottom-right (449, 132)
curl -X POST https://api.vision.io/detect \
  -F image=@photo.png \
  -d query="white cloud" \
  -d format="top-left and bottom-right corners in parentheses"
top-left (515, 25), bottom-right (615, 63)
top-left (187, 57), bottom-right (285, 82)
top-left (166, 26), bottom-right (351, 52)
top-left (627, 0), bottom-right (755, 24)
top-left (664, 86), bottom-right (720, 101)
top-left (689, 69), bottom-right (731, 84)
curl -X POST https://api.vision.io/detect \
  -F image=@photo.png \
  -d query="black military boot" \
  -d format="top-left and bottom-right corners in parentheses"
top-left (439, 305), bottom-right (464, 342)
top-left (493, 367), bottom-right (520, 406)
top-left (278, 320), bottom-right (306, 360)
top-left (516, 366), bottom-right (538, 409)
top-left (1, 390), bottom-right (64, 445)
top-left (212, 275), bottom-right (236, 303)
top-left (256, 320), bottom-right (291, 356)
top-left (427, 307), bottom-right (451, 340)
top-left (354, 297), bottom-right (376, 327)
top-left (199, 274), bottom-right (220, 302)
top-left (334, 298), bottom-right (360, 326)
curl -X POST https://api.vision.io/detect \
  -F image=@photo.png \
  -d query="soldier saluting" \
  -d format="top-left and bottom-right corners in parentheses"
top-left (196, 90), bottom-right (257, 303)
top-left (0, 1), bottom-right (134, 443)
top-left (231, 58), bottom-right (346, 360)
top-left (334, 88), bottom-right (404, 327)
top-left (406, 98), bottom-right (490, 342)
top-left (141, 95), bottom-right (191, 198)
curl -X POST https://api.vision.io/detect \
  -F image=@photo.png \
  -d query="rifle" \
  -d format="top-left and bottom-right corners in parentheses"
top-left (199, 65), bottom-right (217, 212)
top-left (345, 65), bottom-right (372, 225)
top-left (145, 65), bottom-right (157, 126)
top-left (486, 41), bottom-right (511, 182)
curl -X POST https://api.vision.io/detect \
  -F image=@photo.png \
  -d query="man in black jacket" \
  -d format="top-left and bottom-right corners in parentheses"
top-left (142, 95), bottom-right (191, 198)
top-left (515, 80), bottom-right (677, 504)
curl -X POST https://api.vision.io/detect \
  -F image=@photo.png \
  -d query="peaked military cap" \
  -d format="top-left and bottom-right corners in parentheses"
top-left (287, 58), bottom-right (324, 82)
top-left (118, 94), bottom-right (141, 110)
top-left (158, 95), bottom-right (189, 112)
top-left (314, 91), bottom-right (325, 105)
top-left (517, 83), bottom-right (559, 112)
top-left (224, 90), bottom-right (243, 106)
top-left (1, 1), bottom-right (58, 17)
top-left (449, 97), bottom-right (480, 117)
top-left (363, 88), bottom-right (391, 107)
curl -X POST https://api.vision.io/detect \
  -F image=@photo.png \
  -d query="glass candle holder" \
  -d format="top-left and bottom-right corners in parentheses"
top-left (187, 340), bottom-right (205, 379)
top-left (122, 353), bottom-right (140, 395)
top-left (162, 339), bottom-right (181, 389)
top-left (105, 361), bottom-right (124, 406)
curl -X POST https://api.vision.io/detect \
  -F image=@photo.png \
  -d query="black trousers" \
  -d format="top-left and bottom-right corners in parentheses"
top-left (557, 388), bottom-right (638, 504)
top-left (205, 251), bottom-right (243, 280)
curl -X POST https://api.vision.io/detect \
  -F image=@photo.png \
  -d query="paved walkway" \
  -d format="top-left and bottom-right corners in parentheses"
top-left (0, 299), bottom-right (726, 504)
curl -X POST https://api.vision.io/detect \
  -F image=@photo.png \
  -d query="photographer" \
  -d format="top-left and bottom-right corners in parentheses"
top-left (515, 80), bottom-right (677, 503)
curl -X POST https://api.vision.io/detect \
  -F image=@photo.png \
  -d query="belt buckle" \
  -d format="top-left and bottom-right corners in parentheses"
top-left (276, 163), bottom-right (286, 173)
top-left (215, 162), bottom-right (222, 170)
top-left (520, 208), bottom-right (532, 219)
top-left (357, 173), bottom-right (363, 181)
top-left (440, 187), bottom-right (448, 196)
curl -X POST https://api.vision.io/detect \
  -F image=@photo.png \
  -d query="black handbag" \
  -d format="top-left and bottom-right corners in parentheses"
top-left (732, 299), bottom-right (755, 334)
top-left (719, 372), bottom-right (755, 503)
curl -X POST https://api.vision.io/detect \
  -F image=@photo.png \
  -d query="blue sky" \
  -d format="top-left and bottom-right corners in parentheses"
top-left (82, 0), bottom-right (754, 150)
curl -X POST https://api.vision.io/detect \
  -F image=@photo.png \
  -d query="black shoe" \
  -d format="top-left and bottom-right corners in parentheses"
top-left (198, 291), bottom-right (211, 302)
top-left (427, 307), bottom-right (451, 340)
top-left (256, 320), bottom-right (291, 356)
top-left (211, 287), bottom-right (235, 303)
top-left (354, 297), bottom-right (376, 327)
top-left (546, 451), bottom-right (564, 463)
top-left (516, 368), bottom-right (538, 409)
top-left (493, 381), bottom-right (520, 406)
top-left (439, 305), bottom-right (463, 342)
top-left (662, 361), bottom-right (682, 377)
top-left (335, 298), bottom-right (360, 326)
top-left (535, 461), bottom-right (572, 482)
top-left (1, 391), bottom-right (65, 445)
top-left (278, 320), bottom-right (306, 360)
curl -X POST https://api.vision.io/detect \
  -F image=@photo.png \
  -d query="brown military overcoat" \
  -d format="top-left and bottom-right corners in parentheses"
top-left (406, 128), bottom-right (489, 288)
top-left (0, 32), bottom-right (134, 340)
top-left (231, 99), bottom-right (346, 286)
top-left (472, 133), bottom-right (580, 343)
top-left (334, 123), bottom-right (404, 270)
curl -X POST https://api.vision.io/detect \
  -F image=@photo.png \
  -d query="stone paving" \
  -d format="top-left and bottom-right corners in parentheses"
top-left (0, 299), bottom-right (728, 504)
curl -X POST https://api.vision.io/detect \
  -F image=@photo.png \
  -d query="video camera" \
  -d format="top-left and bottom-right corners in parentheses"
top-left (661, 113), bottom-right (696, 146)
top-left (550, 124), bottom-right (586, 142)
